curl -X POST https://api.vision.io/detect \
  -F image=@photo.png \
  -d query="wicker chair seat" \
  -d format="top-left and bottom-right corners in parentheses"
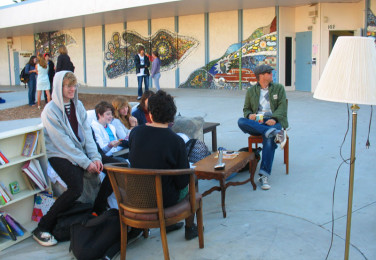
top-left (123, 193), bottom-right (202, 221)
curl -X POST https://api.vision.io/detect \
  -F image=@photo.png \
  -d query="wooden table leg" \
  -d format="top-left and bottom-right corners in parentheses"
top-left (219, 178), bottom-right (226, 218)
top-left (249, 158), bottom-right (257, 190)
top-left (212, 127), bottom-right (217, 152)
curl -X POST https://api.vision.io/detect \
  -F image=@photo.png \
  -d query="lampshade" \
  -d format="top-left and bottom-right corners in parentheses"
top-left (313, 36), bottom-right (376, 105)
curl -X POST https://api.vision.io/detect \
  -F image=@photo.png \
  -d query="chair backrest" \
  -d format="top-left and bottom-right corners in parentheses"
top-left (104, 163), bottom-right (196, 212)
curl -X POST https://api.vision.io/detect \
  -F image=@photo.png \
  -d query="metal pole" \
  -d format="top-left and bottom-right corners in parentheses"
top-left (344, 104), bottom-right (358, 259)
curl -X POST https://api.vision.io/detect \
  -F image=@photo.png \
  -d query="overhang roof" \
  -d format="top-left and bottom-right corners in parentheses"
top-left (0, 0), bottom-right (362, 38)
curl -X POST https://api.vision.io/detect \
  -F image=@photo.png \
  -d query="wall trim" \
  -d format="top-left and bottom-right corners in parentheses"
top-left (102, 24), bottom-right (107, 87)
top-left (82, 27), bottom-right (87, 84)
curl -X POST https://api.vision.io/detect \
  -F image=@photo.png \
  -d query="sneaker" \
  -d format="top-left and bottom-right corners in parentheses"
top-left (185, 224), bottom-right (198, 240)
top-left (166, 222), bottom-right (184, 233)
top-left (137, 96), bottom-right (141, 100)
top-left (32, 227), bottom-right (58, 246)
top-left (127, 228), bottom-right (144, 244)
top-left (259, 175), bottom-right (271, 190)
top-left (274, 130), bottom-right (287, 149)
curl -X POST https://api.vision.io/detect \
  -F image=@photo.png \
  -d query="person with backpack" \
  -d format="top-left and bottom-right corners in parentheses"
top-left (25, 55), bottom-right (37, 106)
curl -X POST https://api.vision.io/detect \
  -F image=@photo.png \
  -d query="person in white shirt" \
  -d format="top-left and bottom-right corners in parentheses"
top-left (134, 46), bottom-right (150, 100)
top-left (91, 101), bottom-right (126, 158)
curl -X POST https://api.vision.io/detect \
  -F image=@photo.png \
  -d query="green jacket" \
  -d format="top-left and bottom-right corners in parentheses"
top-left (243, 82), bottom-right (289, 129)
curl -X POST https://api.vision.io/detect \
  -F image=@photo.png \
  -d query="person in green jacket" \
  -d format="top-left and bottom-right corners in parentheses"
top-left (238, 64), bottom-right (288, 190)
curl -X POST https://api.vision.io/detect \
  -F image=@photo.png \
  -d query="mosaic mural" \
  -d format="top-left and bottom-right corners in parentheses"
top-left (105, 29), bottom-right (199, 79)
top-left (35, 31), bottom-right (76, 60)
top-left (180, 17), bottom-right (277, 89)
top-left (367, 8), bottom-right (376, 38)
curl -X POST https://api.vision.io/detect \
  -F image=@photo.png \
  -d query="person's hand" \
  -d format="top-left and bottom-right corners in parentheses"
top-left (129, 116), bottom-right (138, 127)
top-left (109, 140), bottom-right (121, 148)
top-left (248, 114), bottom-right (257, 120)
top-left (93, 160), bottom-right (103, 172)
top-left (265, 119), bottom-right (276, 126)
top-left (86, 162), bottom-right (100, 174)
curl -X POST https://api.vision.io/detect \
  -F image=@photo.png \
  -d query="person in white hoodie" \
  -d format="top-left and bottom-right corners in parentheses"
top-left (33, 71), bottom-right (103, 246)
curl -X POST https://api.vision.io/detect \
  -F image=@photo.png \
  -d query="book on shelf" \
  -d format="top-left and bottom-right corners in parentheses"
top-left (21, 131), bottom-right (39, 157)
top-left (21, 171), bottom-right (37, 190)
top-left (0, 196), bottom-right (6, 206)
top-left (4, 213), bottom-right (25, 236)
top-left (0, 182), bottom-right (14, 201)
top-left (0, 150), bottom-right (9, 164)
top-left (0, 186), bottom-right (10, 204)
top-left (22, 160), bottom-right (47, 191)
top-left (0, 213), bottom-right (16, 241)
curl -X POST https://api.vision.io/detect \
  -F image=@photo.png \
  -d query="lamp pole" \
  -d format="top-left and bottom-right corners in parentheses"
top-left (344, 104), bottom-right (359, 260)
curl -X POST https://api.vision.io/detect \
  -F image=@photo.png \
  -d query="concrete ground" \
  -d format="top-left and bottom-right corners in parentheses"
top-left (0, 85), bottom-right (375, 260)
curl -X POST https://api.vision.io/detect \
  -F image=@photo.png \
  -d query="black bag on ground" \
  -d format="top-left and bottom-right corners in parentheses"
top-left (186, 139), bottom-right (211, 163)
top-left (51, 202), bottom-right (93, 242)
top-left (70, 208), bottom-right (121, 260)
top-left (238, 147), bottom-right (262, 172)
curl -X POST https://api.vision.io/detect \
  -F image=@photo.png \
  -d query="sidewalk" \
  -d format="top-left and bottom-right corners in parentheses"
top-left (0, 85), bottom-right (375, 259)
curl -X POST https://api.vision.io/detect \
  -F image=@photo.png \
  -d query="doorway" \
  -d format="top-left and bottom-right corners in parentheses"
top-left (329, 31), bottom-right (354, 54)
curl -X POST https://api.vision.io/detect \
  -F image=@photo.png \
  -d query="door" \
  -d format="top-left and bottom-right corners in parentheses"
top-left (13, 51), bottom-right (20, 85)
top-left (295, 31), bottom-right (312, 92)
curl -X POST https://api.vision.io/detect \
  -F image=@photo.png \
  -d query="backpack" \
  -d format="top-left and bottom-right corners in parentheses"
top-left (51, 202), bottom-right (93, 242)
top-left (186, 139), bottom-right (211, 163)
top-left (70, 209), bottom-right (121, 260)
top-left (20, 66), bottom-right (29, 84)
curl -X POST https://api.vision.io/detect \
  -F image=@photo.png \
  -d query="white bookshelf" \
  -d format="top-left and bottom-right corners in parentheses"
top-left (0, 124), bottom-right (49, 251)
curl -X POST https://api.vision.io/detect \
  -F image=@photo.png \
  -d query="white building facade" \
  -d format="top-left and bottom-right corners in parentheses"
top-left (0, 0), bottom-right (374, 92)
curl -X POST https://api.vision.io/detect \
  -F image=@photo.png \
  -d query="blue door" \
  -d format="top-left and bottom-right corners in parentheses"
top-left (295, 32), bottom-right (312, 92)
top-left (13, 51), bottom-right (20, 85)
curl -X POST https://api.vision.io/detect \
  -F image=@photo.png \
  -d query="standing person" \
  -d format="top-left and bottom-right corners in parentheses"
top-left (25, 55), bottom-right (37, 106)
top-left (56, 45), bottom-right (75, 72)
top-left (237, 64), bottom-right (288, 190)
top-left (134, 46), bottom-right (150, 100)
top-left (112, 97), bottom-right (138, 140)
top-left (36, 54), bottom-right (51, 109)
top-left (128, 90), bottom-right (198, 240)
top-left (132, 90), bottom-right (154, 125)
top-left (33, 71), bottom-right (103, 246)
top-left (151, 51), bottom-right (161, 90)
top-left (44, 53), bottom-right (55, 95)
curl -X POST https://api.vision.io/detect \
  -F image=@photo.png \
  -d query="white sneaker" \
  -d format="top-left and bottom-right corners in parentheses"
top-left (274, 130), bottom-right (287, 149)
top-left (259, 175), bottom-right (271, 190)
top-left (32, 228), bottom-right (58, 247)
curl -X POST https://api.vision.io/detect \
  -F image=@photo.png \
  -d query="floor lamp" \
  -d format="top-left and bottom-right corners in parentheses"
top-left (313, 36), bottom-right (376, 259)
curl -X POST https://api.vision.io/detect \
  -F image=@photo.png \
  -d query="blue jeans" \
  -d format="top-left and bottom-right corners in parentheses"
top-left (152, 73), bottom-right (161, 90)
top-left (137, 75), bottom-right (149, 97)
top-left (27, 78), bottom-right (36, 105)
top-left (238, 117), bottom-right (282, 176)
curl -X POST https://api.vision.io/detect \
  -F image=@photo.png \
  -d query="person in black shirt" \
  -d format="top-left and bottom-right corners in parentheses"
top-left (128, 90), bottom-right (198, 240)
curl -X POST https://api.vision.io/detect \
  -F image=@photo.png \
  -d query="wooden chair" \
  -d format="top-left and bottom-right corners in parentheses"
top-left (104, 163), bottom-right (204, 260)
top-left (248, 135), bottom-right (289, 174)
top-left (248, 99), bottom-right (289, 174)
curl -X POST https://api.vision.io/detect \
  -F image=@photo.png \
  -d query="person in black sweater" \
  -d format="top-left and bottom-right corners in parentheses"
top-left (128, 90), bottom-right (198, 240)
top-left (56, 45), bottom-right (75, 72)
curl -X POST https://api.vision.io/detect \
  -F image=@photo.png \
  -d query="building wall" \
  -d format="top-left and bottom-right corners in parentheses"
top-left (0, 2), bottom-right (369, 93)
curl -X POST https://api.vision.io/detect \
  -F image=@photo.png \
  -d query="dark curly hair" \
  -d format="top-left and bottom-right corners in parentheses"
top-left (95, 101), bottom-right (114, 120)
top-left (148, 90), bottom-right (176, 124)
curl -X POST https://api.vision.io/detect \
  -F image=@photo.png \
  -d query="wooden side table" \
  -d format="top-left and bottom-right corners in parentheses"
top-left (203, 122), bottom-right (220, 151)
top-left (194, 152), bottom-right (257, 218)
